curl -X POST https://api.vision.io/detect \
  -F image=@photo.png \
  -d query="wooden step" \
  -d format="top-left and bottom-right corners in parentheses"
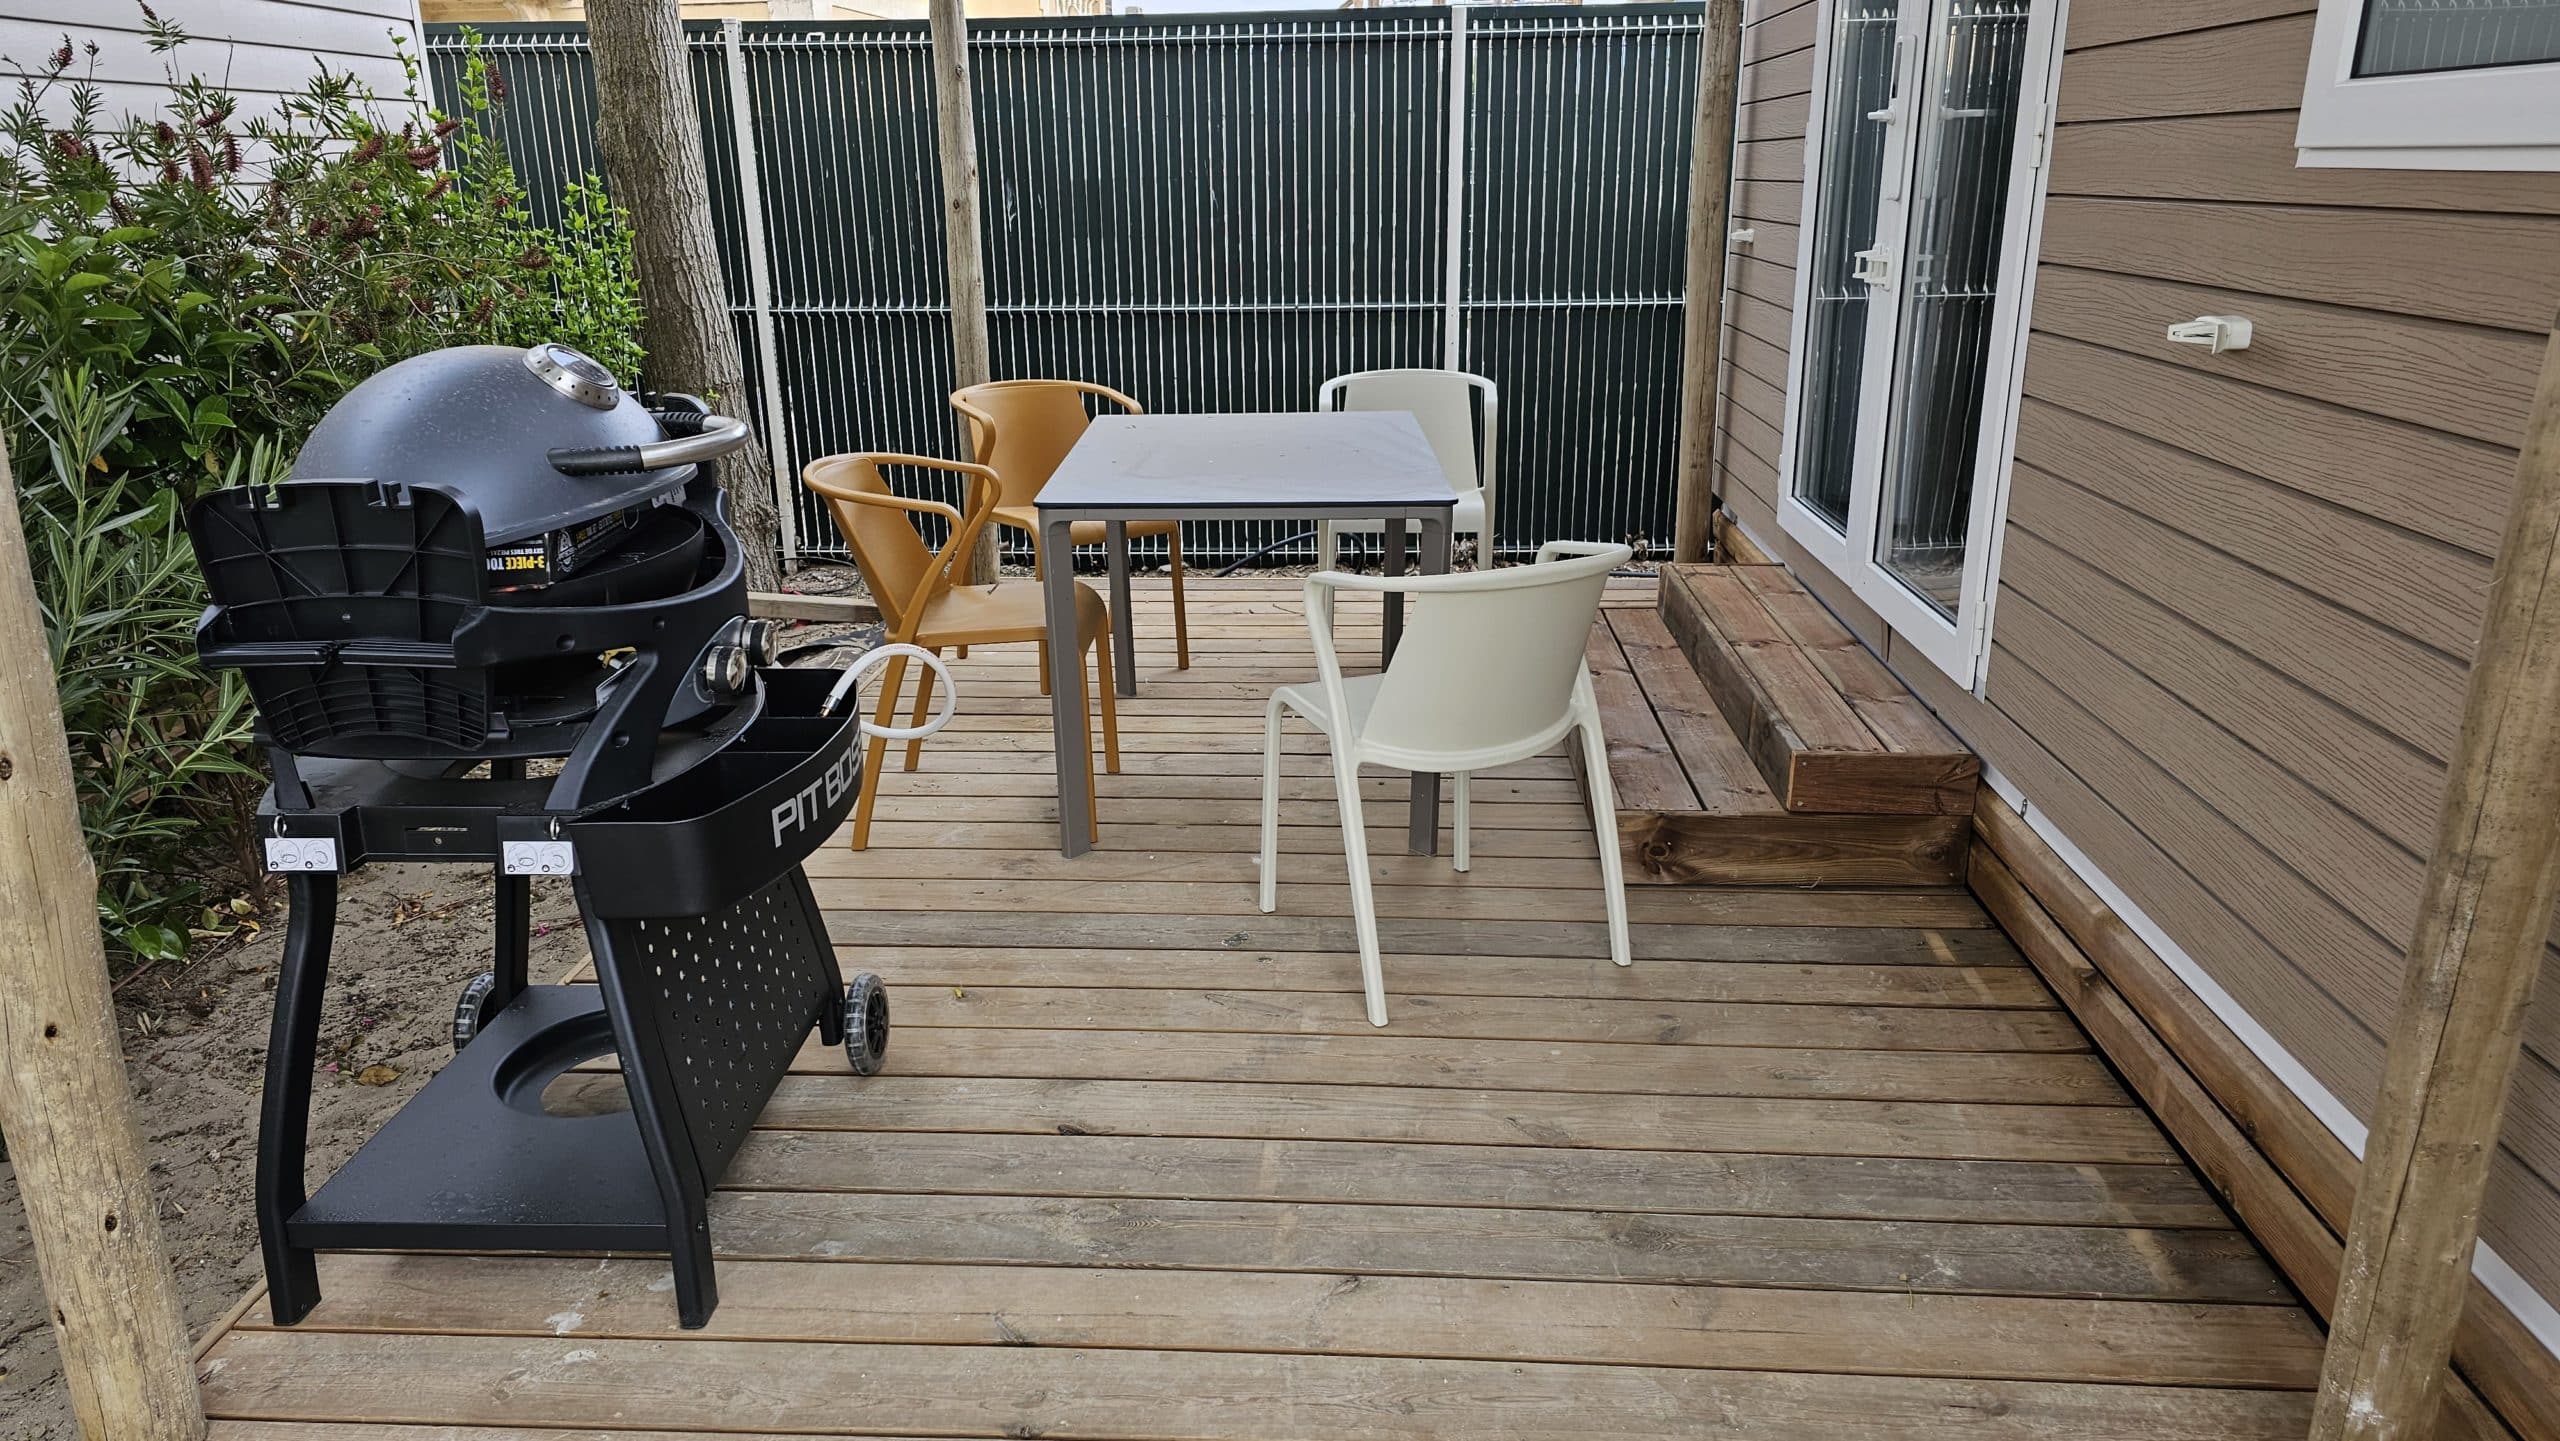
top-left (1659, 564), bottom-right (1978, 816)
top-left (1585, 608), bottom-right (1966, 888)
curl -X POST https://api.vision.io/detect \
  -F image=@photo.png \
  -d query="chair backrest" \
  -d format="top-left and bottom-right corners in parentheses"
top-left (1318, 368), bottom-right (1494, 501)
top-left (1340, 542), bottom-right (1630, 762)
top-left (951, 379), bottom-right (1143, 514)
top-left (801, 454), bottom-right (966, 637)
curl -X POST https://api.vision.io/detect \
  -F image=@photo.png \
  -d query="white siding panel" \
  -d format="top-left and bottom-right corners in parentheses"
top-left (0, 0), bottom-right (422, 124)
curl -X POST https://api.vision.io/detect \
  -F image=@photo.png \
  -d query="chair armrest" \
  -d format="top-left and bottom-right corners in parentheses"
top-left (1069, 380), bottom-right (1145, 416)
top-left (1535, 540), bottom-right (1621, 566)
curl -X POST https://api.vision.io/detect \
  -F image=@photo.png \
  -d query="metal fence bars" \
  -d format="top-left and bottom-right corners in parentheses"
top-left (428, 5), bottom-right (1703, 564)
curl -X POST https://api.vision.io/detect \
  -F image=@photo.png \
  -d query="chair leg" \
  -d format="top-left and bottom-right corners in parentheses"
top-left (1330, 751), bottom-right (1388, 1027)
top-left (1095, 625), bottom-right (1122, 774)
top-left (1167, 529), bottom-right (1191, 670)
top-left (847, 653), bottom-right (909, 851)
top-left (1316, 523), bottom-right (1340, 625)
top-left (902, 645), bottom-right (941, 772)
top-left (1577, 712), bottom-right (1632, 967)
top-left (1258, 696), bottom-right (1287, 914)
top-left (1080, 641), bottom-right (1101, 845)
top-left (1452, 771), bottom-right (1471, 874)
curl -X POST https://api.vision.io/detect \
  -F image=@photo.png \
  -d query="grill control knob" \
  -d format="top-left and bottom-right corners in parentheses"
top-left (699, 643), bottom-right (752, 698)
top-left (741, 618), bottom-right (783, 669)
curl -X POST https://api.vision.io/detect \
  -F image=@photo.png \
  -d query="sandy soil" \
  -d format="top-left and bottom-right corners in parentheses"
top-left (0, 864), bottom-right (593, 1439)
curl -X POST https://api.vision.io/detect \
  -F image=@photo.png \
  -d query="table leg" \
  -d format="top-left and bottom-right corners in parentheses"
top-left (1382, 520), bottom-right (1409, 665)
top-left (1042, 518), bottom-right (1093, 858)
top-left (1407, 515), bottom-right (1450, 857)
top-left (1106, 519), bottom-right (1137, 697)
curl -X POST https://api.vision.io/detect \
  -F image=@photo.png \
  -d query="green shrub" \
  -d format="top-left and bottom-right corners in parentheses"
top-left (0, 7), bottom-right (646, 960)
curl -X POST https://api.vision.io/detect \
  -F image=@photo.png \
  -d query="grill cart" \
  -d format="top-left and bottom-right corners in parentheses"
top-left (188, 344), bottom-right (946, 1329)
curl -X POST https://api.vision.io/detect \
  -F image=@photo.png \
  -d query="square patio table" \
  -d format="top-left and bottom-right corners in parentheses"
top-left (1037, 411), bottom-right (1457, 859)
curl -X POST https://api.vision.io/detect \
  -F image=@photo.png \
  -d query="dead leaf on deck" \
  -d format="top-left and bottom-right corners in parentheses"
top-left (354, 1064), bottom-right (400, 1087)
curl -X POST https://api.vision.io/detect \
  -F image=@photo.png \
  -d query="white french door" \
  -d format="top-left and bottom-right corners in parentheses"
top-left (1776, 0), bottom-right (2065, 688)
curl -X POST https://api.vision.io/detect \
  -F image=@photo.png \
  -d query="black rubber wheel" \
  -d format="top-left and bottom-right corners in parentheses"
top-left (452, 970), bottom-right (502, 1051)
top-left (842, 974), bottom-right (890, 1077)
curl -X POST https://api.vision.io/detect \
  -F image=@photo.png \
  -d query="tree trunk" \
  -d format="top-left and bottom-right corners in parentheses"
top-left (586, 0), bottom-right (784, 592)
top-left (928, 0), bottom-right (998, 585)
top-left (0, 433), bottom-right (206, 1440)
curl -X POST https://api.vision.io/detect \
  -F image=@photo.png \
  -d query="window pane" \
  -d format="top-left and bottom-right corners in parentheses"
top-left (2356, 0), bottom-right (2560, 77)
top-left (1790, 0), bottom-right (1901, 534)
top-left (1872, 0), bottom-right (2028, 619)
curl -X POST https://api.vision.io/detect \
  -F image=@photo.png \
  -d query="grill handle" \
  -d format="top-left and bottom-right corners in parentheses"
top-left (547, 411), bottom-right (751, 476)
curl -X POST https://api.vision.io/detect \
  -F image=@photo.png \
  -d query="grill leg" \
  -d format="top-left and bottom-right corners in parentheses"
top-left (257, 872), bottom-right (338, 1325)
top-left (489, 760), bottom-right (532, 1007)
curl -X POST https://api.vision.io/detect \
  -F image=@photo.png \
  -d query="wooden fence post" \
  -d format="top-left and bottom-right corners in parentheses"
top-left (0, 435), bottom-right (205, 1439)
top-left (2310, 311), bottom-right (2560, 1439)
top-left (1670, 0), bottom-right (1743, 564)
top-left (928, 0), bottom-right (997, 585)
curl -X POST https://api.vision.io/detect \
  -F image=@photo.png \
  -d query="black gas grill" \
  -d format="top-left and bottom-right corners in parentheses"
top-left (191, 343), bottom-right (888, 1329)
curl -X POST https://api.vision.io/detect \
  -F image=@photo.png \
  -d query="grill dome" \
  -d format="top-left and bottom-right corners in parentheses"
top-left (292, 343), bottom-right (694, 548)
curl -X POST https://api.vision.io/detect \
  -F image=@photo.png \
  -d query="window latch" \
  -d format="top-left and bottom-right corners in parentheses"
top-left (1852, 247), bottom-right (1897, 289)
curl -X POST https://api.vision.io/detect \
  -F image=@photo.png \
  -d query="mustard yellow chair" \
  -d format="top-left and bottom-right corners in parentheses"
top-left (951, 379), bottom-right (1189, 670)
top-left (803, 452), bottom-right (1120, 849)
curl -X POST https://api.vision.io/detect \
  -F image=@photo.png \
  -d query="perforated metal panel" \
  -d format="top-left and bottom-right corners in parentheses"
top-left (604, 872), bottom-right (834, 1180)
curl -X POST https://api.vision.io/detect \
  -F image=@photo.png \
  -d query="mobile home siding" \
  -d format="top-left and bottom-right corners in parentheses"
top-left (1715, 0), bottom-right (2560, 1320)
top-left (0, 0), bottom-right (424, 128)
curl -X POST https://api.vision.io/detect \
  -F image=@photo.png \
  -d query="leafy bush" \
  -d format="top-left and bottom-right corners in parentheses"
top-left (0, 7), bottom-right (646, 960)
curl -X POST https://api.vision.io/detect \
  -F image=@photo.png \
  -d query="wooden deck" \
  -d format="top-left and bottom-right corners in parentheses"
top-left (191, 576), bottom-right (2333, 1439)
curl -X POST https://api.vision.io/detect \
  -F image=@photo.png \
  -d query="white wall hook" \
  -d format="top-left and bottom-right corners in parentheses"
top-left (2166, 315), bottom-right (2253, 354)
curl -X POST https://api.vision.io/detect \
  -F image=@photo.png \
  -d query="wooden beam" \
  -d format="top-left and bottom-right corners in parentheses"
top-left (0, 436), bottom-right (204, 1437)
top-left (927, 0), bottom-right (997, 586)
top-left (1671, 0), bottom-right (1744, 564)
top-left (748, 590), bottom-right (880, 625)
top-left (2313, 314), bottom-right (2560, 1438)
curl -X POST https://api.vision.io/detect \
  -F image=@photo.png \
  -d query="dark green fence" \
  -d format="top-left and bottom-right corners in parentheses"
top-left (428, 5), bottom-right (1702, 563)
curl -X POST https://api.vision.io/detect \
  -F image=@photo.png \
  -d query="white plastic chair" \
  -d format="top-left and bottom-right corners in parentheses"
top-left (1316, 368), bottom-right (1497, 573)
top-left (1257, 541), bottom-right (1636, 1026)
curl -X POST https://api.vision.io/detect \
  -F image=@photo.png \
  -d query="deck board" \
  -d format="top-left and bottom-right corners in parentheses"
top-left (195, 577), bottom-right (2327, 1436)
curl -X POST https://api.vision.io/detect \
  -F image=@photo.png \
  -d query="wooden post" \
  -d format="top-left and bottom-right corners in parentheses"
top-left (1670, 0), bottom-right (1743, 565)
top-left (928, 0), bottom-right (997, 585)
top-left (0, 434), bottom-right (205, 1439)
top-left (2311, 310), bottom-right (2560, 1440)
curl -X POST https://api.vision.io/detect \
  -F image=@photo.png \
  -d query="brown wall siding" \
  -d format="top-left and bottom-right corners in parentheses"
top-left (1714, 0), bottom-right (2560, 1306)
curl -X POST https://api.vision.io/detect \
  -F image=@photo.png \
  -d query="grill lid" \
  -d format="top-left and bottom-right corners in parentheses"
top-left (291, 344), bottom-right (692, 547)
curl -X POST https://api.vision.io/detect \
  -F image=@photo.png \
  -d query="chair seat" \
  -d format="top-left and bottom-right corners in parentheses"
top-left (992, 506), bottom-right (1182, 546)
top-left (1274, 673), bottom-right (1382, 740)
top-left (912, 577), bottom-right (1110, 649)
top-left (1322, 489), bottom-right (1487, 538)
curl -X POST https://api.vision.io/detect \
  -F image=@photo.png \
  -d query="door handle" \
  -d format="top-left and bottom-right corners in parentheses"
top-left (1872, 35), bottom-right (1915, 201)
top-left (1852, 247), bottom-right (1896, 289)
top-left (1866, 35), bottom-right (1912, 123)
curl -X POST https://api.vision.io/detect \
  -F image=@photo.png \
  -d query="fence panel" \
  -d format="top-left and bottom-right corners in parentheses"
top-left (1466, 7), bottom-right (1698, 557)
top-left (427, 5), bottom-right (1702, 564)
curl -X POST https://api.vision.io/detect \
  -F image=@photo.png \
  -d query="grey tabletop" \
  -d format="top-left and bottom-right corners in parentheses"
top-left (1036, 412), bottom-right (1458, 513)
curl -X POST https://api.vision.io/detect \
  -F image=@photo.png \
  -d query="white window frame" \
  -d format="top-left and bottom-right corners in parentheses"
top-left (1774, 0), bottom-right (2066, 693)
top-left (2296, 0), bottom-right (2560, 170)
